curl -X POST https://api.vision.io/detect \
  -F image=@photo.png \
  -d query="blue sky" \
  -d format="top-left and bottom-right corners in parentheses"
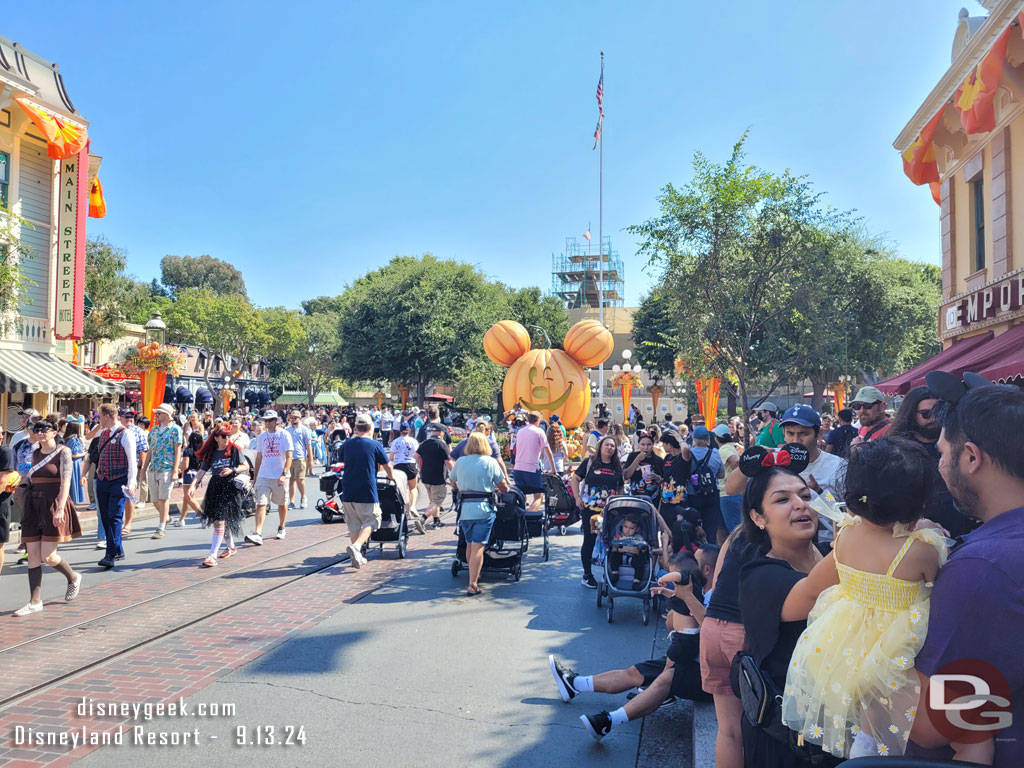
top-left (6, 1), bottom-right (987, 308)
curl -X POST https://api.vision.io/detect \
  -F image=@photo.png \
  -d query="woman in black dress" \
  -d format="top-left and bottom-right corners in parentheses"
top-left (14, 420), bottom-right (83, 617)
top-left (734, 444), bottom-right (840, 768)
top-left (187, 427), bottom-right (248, 567)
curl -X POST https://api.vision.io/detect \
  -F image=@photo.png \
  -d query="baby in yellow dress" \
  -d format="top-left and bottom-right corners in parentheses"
top-left (779, 438), bottom-right (990, 763)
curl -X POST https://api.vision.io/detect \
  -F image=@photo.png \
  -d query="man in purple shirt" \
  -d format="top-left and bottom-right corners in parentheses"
top-left (909, 382), bottom-right (1024, 766)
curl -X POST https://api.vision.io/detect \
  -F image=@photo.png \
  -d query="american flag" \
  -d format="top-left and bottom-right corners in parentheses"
top-left (592, 71), bottom-right (604, 149)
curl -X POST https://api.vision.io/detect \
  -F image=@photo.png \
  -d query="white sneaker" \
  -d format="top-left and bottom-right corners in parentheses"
top-left (95, 541), bottom-right (106, 549)
top-left (14, 602), bottom-right (43, 617)
top-left (300, 498), bottom-right (308, 509)
top-left (275, 527), bottom-right (287, 540)
top-left (244, 532), bottom-right (264, 546)
top-left (172, 519), bottom-right (184, 528)
top-left (346, 544), bottom-right (366, 568)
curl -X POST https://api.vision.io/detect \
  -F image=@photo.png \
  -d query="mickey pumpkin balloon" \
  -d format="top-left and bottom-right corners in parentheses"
top-left (484, 319), bottom-right (613, 429)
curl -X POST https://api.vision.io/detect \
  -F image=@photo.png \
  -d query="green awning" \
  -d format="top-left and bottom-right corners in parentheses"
top-left (275, 391), bottom-right (348, 406)
top-left (0, 349), bottom-right (123, 396)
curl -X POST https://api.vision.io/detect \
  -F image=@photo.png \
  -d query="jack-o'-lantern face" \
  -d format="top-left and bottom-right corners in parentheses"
top-left (504, 349), bottom-right (590, 428)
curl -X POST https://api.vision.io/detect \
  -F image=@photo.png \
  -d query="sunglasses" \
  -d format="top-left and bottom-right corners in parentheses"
top-left (850, 402), bottom-right (877, 410)
top-left (916, 408), bottom-right (933, 419)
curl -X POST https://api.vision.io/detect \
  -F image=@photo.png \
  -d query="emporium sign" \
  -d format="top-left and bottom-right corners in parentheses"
top-left (941, 268), bottom-right (1024, 339)
top-left (53, 147), bottom-right (88, 340)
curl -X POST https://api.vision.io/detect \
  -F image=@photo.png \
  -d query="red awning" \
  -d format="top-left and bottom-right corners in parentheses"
top-left (876, 332), bottom-right (994, 394)
top-left (945, 322), bottom-right (1024, 384)
top-left (425, 394), bottom-right (454, 402)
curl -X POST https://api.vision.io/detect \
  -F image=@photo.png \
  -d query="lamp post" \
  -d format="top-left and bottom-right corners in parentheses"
top-left (144, 311), bottom-right (167, 345)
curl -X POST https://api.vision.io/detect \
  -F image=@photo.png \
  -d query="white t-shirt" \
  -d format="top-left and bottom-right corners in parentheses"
top-left (801, 450), bottom-right (847, 501)
top-left (229, 431), bottom-right (251, 450)
top-left (255, 429), bottom-right (294, 479)
top-left (390, 435), bottom-right (419, 465)
top-left (393, 413), bottom-right (403, 431)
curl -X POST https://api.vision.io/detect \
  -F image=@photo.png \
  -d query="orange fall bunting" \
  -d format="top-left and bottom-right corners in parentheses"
top-left (955, 27), bottom-right (1011, 135)
top-left (14, 97), bottom-right (88, 160)
top-left (695, 378), bottom-right (721, 428)
top-left (138, 369), bottom-right (167, 425)
top-left (901, 109), bottom-right (943, 186)
top-left (88, 176), bottom-right (107, 218)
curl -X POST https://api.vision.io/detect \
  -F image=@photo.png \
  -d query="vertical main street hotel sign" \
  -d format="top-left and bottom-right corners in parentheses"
top-left (53, 147), bottom-right (88, 340)
top-left (941, 267), bottom-right (1024, 339)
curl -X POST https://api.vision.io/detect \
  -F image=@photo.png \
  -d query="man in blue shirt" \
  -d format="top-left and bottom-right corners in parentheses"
top-left (285, 411), bottom-right (314, 509)
top-left (340, 413), bottom-right (394, 569)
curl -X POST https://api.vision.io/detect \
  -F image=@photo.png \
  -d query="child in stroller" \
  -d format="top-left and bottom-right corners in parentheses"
top-left (607, 515), bottom-right (649, 592)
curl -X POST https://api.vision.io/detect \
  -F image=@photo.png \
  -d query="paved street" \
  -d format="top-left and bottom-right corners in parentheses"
top-left (0, 477), bottom-right (700, 768)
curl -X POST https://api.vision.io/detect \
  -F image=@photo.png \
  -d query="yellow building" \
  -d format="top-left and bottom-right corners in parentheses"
top-left (885, 1), bottom-right (1024, 392)
top-left (0, 34), bottom-right (120, 428)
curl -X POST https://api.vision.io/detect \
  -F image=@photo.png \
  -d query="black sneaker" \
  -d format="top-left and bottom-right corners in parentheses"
top-left (581, 574), bottom-right (598, 589)
top-left (548, 655), bottom-right (578, 702)
top-left (580, 711), bottom-right (612, 741)
top-left (625, 690), bottom-right (678, 709)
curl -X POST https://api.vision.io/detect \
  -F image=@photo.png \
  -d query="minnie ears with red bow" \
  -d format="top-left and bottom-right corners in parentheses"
top-left (738, 443), bottom-right (810, 478)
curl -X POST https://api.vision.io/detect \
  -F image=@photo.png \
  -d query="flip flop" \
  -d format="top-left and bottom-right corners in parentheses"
top-left (467, 587), bottom-right (483, 596)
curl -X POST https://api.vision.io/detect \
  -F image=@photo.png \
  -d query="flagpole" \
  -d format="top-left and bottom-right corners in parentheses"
top-left (598, 51), bottom-right (605, 409)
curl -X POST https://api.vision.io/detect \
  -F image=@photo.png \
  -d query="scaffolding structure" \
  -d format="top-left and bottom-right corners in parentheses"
top-left (551, 236), bottom-right (624, 309)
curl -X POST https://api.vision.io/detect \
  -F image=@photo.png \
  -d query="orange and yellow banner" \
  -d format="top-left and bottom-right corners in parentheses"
top-left (955, 27), bottom-right (1011, 135)
top-left (695, 378), bottom-right (721, 429)
top-left (902, 109), bottom-right (942, 186)
top-left (88, 176), bottom-right (106, 218)
top-left (139, 369), bottom-right (167, 425)
top-left (14, 97), bottom-right (88, 160)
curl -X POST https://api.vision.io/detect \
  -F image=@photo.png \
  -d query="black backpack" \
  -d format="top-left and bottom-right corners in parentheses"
top-left (689, 449), bottom-right (717, 496)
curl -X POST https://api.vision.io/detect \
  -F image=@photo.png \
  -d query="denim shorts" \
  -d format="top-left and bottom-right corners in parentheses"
top-left (460, 513), bottom-right (496, 544)
top-left (513, 469), bottom-right (544, 494)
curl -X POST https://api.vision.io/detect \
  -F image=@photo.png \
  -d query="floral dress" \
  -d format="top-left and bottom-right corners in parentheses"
top-left (781, 516), bottom-right (949, 758)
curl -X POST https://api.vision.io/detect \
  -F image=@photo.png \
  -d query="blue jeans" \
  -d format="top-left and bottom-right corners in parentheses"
top-left (95, 476), bottom-right (127, 560)
top-left (460, 513), bottom-right (496, 544)
top-left (720, 494), bottom-right (743, 532)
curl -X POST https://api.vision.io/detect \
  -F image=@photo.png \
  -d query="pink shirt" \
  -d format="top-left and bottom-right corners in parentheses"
top-left (513, 424), bottom-right (547, 473)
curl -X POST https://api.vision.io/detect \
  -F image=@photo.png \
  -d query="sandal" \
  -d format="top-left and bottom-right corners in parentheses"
top-left (467, 586), bottom-right (483, 596)
top-left (201, 556), bottom-right (217, 568)
top-left (218, 547), bottom-right (237, 559)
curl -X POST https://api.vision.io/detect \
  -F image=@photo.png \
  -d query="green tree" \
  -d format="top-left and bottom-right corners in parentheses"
top-left (164, 289), bottom-right (277, 412)
top-left (631, 287), bottom-right (681, 375)
top-left (502, 286), bottom-right (569, 348)
top-left (301, 295), bottom-right (345, 315)
top-left (452, 356), bottom-right (504, 411)
top-left (160, 254), bottom-right (247, 298)
top-left (630, 135), bottom-right (849, 418)
top-left (82, 236), bottom-right (152, 345)
top-left (0, 204), bottom-right (38, 337)
top-left (336, 255), bottom-right (506, 405)
top-left (265, 309), bottom-right (342, 408)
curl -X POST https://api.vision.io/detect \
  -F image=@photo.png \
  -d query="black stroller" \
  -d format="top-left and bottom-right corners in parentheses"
top-left (451, 486), bottom-right (529, 581)
top-left (596, 495), bottom-right (660, 625)
top-left (362, 477), bottom-right (409, 559)
top-left (544, 473), bottom-right (580, 535)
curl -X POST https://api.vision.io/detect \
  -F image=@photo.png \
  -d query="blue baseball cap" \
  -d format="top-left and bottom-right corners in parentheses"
top-left (780, 404), bottom-right (821, 429)
top-left (693, 426), bottom-right (711, 440)
top-left (550, 414), bottom-right (560, 423)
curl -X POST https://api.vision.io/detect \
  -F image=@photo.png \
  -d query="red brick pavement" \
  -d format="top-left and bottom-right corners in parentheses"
top-left (0, 519), bottom-right (457, 767)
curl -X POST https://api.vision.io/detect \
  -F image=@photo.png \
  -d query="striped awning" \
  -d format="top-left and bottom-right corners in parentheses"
top-left (0, 349), bottom-right (123, 396)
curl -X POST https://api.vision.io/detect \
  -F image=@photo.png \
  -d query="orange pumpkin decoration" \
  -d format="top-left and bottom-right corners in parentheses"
top-left (503, 348), bottom-right (591, 428)
top-left (484, 320), bottom-right (532, 366)
top-left (563, 319), bottom-right (614, 367)
top-left (485, 318), bottom-right (613, 429)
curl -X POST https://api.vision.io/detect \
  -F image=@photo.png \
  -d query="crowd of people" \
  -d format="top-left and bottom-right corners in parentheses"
top-left (2, 378), bottom-right (1022, 766)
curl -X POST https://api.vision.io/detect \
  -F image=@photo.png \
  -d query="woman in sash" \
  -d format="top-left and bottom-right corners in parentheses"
top-left (13, 419), bottom-right (83, 617)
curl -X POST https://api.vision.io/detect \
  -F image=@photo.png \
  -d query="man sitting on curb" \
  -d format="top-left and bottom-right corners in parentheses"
top-left (549, 548), bottom-right (717, 740)
top-left (340, 413), bottom-right (395, 568)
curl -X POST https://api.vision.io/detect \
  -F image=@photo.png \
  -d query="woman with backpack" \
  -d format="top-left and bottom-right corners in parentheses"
top-left (686, 426), bottom-right (726, 544)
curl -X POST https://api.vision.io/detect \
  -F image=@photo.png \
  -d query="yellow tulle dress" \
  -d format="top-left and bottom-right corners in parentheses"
top-left (781, 516), bottom-right (949, 759)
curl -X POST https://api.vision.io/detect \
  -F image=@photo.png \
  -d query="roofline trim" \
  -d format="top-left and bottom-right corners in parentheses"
top-left (894, 0), bottom-right (1024, 152)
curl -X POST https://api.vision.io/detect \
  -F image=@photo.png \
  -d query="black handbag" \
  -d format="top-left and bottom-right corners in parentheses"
top-left (730, 651), bottom-right (791, 744)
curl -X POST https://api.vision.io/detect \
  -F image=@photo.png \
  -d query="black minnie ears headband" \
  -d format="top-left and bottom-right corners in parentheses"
top-left (738, 443), bottom-right (810, 478)
top-left (924, 370), bottom-right (993, 406)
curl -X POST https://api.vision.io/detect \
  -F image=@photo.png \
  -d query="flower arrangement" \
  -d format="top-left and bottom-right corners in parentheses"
top-left (122, 342), bottom-right (187, 376)
top-left (564, 429), bottom-right (585, 460)
top-left (610, 371), bottom-right (644, 391)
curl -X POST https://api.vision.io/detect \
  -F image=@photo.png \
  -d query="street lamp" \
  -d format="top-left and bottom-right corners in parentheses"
top-left (144, 311), bottom-right (166, 345)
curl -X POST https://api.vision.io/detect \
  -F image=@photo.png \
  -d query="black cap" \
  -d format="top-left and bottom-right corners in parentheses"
top-left (119, 409), bottom-right (137, 418)
top-left (31, 419), bottom-right (57, 432)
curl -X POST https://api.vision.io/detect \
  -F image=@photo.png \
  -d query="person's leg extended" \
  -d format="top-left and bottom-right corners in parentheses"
top-left (467, 542), bottom-right (485, 590)
top-left (276, 503), bottom-right (288, 536)
top-left (579, 664), bottom-right (673, 740)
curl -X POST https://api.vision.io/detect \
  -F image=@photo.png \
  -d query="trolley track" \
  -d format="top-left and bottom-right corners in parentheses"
top-left (0, 530), bottom-right (358, 711)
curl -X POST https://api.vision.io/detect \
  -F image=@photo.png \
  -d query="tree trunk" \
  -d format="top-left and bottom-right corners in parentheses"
top-left (727, 390), bottom-right (737, 417)
top-left (810, 375), bottom-right (827, 414)
top-left (417, 374), bottom-right (426, 409)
